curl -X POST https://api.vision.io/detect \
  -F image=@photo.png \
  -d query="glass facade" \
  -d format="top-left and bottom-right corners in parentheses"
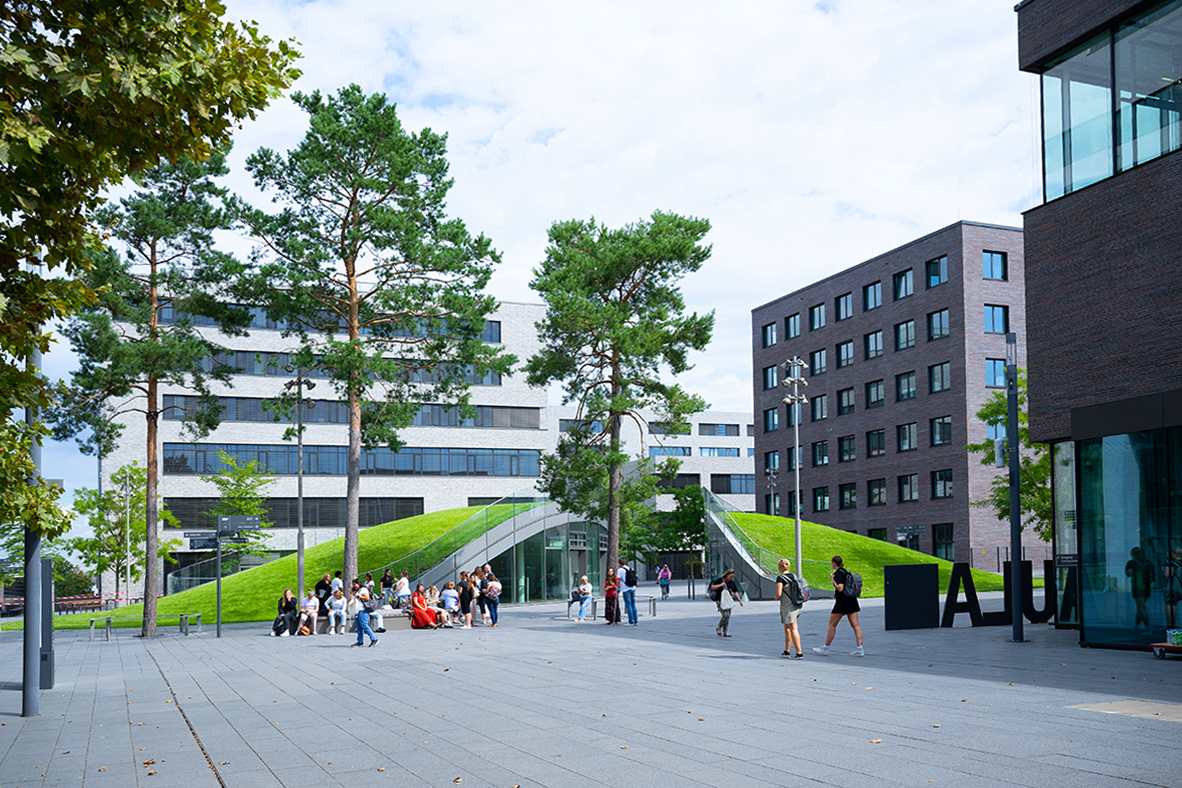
top-left (1075, 427), bottom-right (1182, 646)
top-left (487, 520), bottom-right (607, 604)
top-left (163, 443), bottom-right (540, 477)
top-left (1042, 1), bottom-right (1182, 201)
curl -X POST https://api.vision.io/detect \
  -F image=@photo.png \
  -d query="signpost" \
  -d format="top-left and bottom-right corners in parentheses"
top-left (213, 515), bottom-right (262, 637)
top-left (188, 538), bottom-right (218, 551)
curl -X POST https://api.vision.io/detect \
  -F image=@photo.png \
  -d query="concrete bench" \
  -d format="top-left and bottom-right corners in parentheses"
top-left (179, 613), bottom-right (202, 635)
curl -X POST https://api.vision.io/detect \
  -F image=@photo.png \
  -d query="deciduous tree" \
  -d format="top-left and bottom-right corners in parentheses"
top-left (201, 450), bottom-right (276, 555)
top-left (526, 211), bottom-right (714, 571)
top-left (965, 370), bottom-right (1053, 541)
top-left (233, 85), bottom-right (513, 586)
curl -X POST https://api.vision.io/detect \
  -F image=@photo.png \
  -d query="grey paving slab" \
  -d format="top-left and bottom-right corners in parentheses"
top-left (4, 593), bottom-right (1182, 787)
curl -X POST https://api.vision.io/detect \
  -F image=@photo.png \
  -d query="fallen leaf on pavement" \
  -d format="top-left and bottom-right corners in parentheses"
top-left (870, 739), bottom-right (882, 744)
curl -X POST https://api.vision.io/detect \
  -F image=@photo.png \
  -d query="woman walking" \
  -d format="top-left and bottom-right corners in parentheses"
top-left (658, 564), bottom-right (672, 600)
top-left (710, 569), bottom-right (743, 637)
top-left (774, 559), bottom-right (804, 658)
top-left (813, 555), bottom-right (864, 656)
top-left (603, 568), bottom-right (619, 625)
top-left (485, 572), bottom-right (502, 626)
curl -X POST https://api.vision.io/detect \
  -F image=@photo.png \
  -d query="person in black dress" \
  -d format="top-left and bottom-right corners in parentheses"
top-left (274, 588), bottom-right (298, 636)
top-left (813, 556), bottom-right (864, 656)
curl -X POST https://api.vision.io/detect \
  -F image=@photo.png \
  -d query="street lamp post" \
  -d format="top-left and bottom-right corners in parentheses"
top-left (781, 356), bottom-right (809, 577)
top-left (123, 474), bottom-right (131, 607)
top-left (763, 466), bottom-right (779, 515)
top-left (1005, 333), bottom-right (1025, 643)
top-left (284, 368), bottom-right (315, 601)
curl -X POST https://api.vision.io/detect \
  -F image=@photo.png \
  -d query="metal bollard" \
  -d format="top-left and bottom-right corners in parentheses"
top-left (649, 597), bottom-right (657, 618)
top-left (591, 598), bottom-right (598, 620)
top-left (105, 617), bottom-right (112, 641)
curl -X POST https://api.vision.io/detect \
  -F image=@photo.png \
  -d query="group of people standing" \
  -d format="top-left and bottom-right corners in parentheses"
top-left (574, 559), bottom-right (641, 624)
top-left (402, 565), bottom-right (503, 630)
top-left (711, 555), bottom-right (864, 658)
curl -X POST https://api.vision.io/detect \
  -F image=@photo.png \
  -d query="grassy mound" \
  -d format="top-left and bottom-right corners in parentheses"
top-left (730, 512), bottom-right (1006, 597)
top-left (4, 505), bottom-right (490, 631)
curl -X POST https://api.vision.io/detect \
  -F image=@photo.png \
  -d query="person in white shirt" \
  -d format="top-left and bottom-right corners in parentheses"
top-left (330, 571), bottom-right (344, 594)
top-left (394, 570), bottom-right (411, 608)
top-left (297, 589), bottom-right (319, 634)
top-left (326, 589), bottom-right (347, 634)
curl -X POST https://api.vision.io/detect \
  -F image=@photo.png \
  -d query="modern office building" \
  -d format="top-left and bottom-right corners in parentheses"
top-left (751, 221), bottom-right (1031, 566)
top-left (99, 298), bottom-right (753, 594)
top-left (1017, 0), bottom-right (1182, 648)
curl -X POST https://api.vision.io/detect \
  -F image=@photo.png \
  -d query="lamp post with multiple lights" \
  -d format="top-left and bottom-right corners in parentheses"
top-left (284, 367), bottom-right (316, 600)
top-left (781, 356), bottom-right (809, 576)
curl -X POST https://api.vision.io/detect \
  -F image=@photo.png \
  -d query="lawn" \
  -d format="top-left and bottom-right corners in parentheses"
top-left (730, 512), bottom-right (1008, 598)
top-left (3, 504), bottom-right (509, 631)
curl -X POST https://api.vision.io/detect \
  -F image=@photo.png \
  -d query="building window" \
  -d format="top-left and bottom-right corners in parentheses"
top-left (657, 473), bottom-right (701, 491)
top-left (763, 407), bottom-right (779, 433)
top-left (810, 349), bottom-right (827, 375)
top-left (699, 447), bottom-right (740, 457)
top-left (987, 422), bottom-right (1007, 445)
top-left (867, 429), bottom-right (885, 457)
top-left (863, 281), bottom-right (882, 311)
top-left (761, 322), bottom-right (777, 348)
top-left (983, 250), bottom-right (1008, 280)
top-left (813, 487), bottom-right (830, 512)
top-left (712, 474), bottom-right (756, 495)
top-left (765, 493), bottom-right (780, 517)
top-left (764, 451), bottom-right (780, 472)
top-left (930, 416), bottom-right (952, 446)
top-left (898, 474), bottom-right (919, 502)
top-left (762, 365), bottom-right (778, 390)
top-left (811, 394), bottom-right (828, 421)
top-left (868, 528), bottom-right (887, 542)
top-left (835, 293), bottom-right (853, 321)
top-left (933, 523), bottom-right (954, 560)
top-left (926, 255), bottom-right (948, 288)
top-left (786, 313), bottom-right (800, 339)
top-left (839, 483), bottom-right (857, 509)
top-left (700, 423), bottom-right (741, 437)
top-left (812, 440), bottom-right (829, 467)
top-left (649, 446), bottom-right (692, 457)
top-left (864, 330), bottom-right (883, 359)
top-left (809, 304), bottom-right (825, 330)
top-left (560, 418), bottom-right (604, 433)
top-left (865, 379), bottom-right (885, 408)
top-left (747, 424), bottom-right (755, 437)
top-left (785, 445), bottom-right (803, 470)
top-left (984, 304), bottom-right (1009, 334)
top-left (932, 469), bottom-right (953, 499)
top-left (897, 422), bottom-right (918, 452)
top-left (837, 340), bottom-right (855, 369)
top-left (895, 320), bottom-right (915, 350)
top-left (896, 370), bottom-right (917, 401)
top-left (929, 362), bottom-right (951, 393)
top-left (868, 478), bottom-right (887, 506)
top-left (893, 269), bottom-right (913, 300)
top-left (986, 358), bottom-right (1006, 387)
top-left (928, 309), bottom-right (949, 340)
top-left (838, 435), bottom-right (856, 462)
top-left (837, 387), bottom-right (855, 415)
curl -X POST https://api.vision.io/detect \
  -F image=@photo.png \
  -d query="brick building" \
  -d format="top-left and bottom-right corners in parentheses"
top-left (750, 221), bottom-right (1031, 566)
top-left (1017, 0), bottom-right (1182, 647)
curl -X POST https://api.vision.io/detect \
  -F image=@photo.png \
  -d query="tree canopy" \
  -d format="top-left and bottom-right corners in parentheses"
top-left (0, 0), bottom-right (299, 422)
top-left (234, 85), bottom-right (513, 585)
top-left (526, 211), bottom-right (714, 570)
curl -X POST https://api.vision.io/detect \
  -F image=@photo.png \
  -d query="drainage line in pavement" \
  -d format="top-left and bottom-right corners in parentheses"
top-left (147, 651), bottom-right (227, 788)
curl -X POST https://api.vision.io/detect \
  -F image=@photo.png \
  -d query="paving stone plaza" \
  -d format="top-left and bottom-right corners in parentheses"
top-left (2, 592), bottom-right (1180, 788)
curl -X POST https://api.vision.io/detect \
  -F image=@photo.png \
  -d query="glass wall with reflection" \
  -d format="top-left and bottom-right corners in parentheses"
top-left (487, 520), bottom-right (606, 604)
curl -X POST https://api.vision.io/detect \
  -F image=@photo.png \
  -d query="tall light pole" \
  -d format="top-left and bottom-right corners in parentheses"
top-left (1005, 333), bottom-right (1025, 643)
top-left (122, 473), bottom-right (132, 607)
top-left (781, 356), bottom-right (809, 577)
top-left (284, 367), bottom-right (315, 600)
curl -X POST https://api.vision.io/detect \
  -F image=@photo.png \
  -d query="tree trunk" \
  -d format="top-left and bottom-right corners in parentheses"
top-left (142, 376), bottom-right (158, 637)
top-left (344, 389), bottom-right (360, 586)
top-left (606, 364), bottom-right (622, 575)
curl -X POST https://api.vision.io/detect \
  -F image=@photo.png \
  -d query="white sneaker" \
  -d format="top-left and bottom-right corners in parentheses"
top-left (850, 646), bottom-right (865, 657)
top-left (280, 630), bottom-right (290, 637)
top-left (461, 625), bottom-right (472, 629)
top-left (812, 645), bottom-right (829, 655)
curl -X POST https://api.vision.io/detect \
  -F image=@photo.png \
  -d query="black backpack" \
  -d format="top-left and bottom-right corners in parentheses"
top-left (841, 569), bottom-right (863, 598)
top-left (624, 567), bottom-right (638, 587)
top-left (708, 578), bottom-right (723, 602)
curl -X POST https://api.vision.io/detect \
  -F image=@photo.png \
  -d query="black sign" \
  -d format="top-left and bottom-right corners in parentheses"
top-left (189, 538), bottom-right (218, 551)
top-left (183, 532), bottom-right (213, 539)
top-left (217, 515), bottom-right (261, 535)
top-left (220, 536), bottom-right (251, 544)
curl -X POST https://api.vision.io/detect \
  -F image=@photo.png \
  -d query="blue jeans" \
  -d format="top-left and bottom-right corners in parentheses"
top-left (487, 598), bottom-right (499, 625)
top-left (578, 595), bottom-right (591, 619)
top-left (622, 588), bottom-right (638, 624)
top-left (355, 609), bottom-right (376, 644)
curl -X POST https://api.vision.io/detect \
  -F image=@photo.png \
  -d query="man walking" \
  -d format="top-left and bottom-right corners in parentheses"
top-left (618, 558), bottom-right (638, 626)
top-left (350, 581), bottom-right (379, 648)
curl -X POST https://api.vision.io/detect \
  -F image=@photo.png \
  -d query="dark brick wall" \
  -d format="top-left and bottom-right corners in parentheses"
top-left (1023, 150), bottom-right (1182, 444)
top-left (1017, 0), bottom-right (1147, 71)
top-left (750, 222), bottom-right (1030, 565)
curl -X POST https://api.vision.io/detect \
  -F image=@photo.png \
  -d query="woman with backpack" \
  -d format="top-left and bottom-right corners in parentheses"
top-left (774, 559), bottom-right (805, 659)
top-left (485, 572), bottom-right (502, 626)
top-left (813, 555), bottom-right (864, 657)
top-left (710, 568), bottom-right (743, 637)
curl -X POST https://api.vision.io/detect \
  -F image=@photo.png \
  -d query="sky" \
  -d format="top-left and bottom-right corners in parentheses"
top-left (39, 0), bottom-right (1040, 533)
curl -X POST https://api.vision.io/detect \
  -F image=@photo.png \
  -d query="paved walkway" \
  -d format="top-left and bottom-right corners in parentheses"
top-left (2, 591), bottom-right (1180, 787)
